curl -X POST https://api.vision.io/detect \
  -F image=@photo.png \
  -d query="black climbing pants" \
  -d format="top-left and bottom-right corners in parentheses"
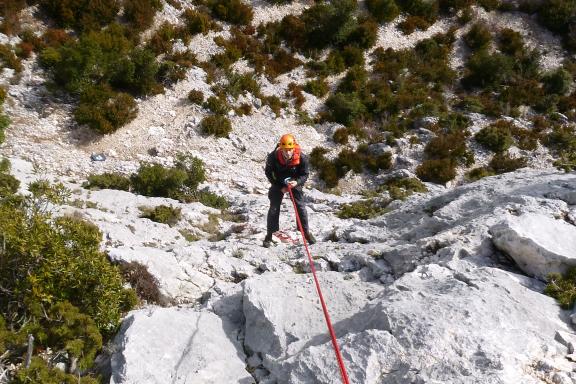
top-left (266, 186), bottom-right (309, 235)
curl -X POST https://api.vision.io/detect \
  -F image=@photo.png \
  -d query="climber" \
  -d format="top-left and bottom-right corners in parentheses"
top-left (263, 133), bottom-right (316, 248)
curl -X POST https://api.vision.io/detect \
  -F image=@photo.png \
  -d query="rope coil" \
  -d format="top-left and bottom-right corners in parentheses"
top-left (287, 185), bottom-right (351, 384)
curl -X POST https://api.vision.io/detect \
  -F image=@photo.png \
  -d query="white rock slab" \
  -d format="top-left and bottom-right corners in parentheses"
top-left (490, 213), bottom-right (576, 279)
top-left (110, 307), bottom-right (254, 384)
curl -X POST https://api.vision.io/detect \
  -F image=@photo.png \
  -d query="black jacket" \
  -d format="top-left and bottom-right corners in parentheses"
top-left (265, 149), bottom-right (309, 188)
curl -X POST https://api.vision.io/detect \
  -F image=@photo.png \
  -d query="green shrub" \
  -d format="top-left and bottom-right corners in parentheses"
top-left (13, 357), bottom-right (99, 384)
top-left (341, 45), bottom-right (365, 67)
top-left (0, 43), bottom-right (23, 72)
top-left (462, 50), bottom-right (514, 88)
top-left (0, 112), bottom-right (10, 144)
top-left (416, 158), bottom-right (457, 184)
top-left (366, 0), bottom-right (399, 22)
top-left (398, 15), bottom-right (431, 34)
top-left (183, 8), bottom-right (214, 35)
top-left (147, 22), bottom-right (178, 55)
top-left (74, 86), bottom-right (138, 134)
top-left (333, 127), bottom-right (349, 144)
top-left (110, 48), bottom-right (161, 96)
top-left (346, 17), bottom-right (378, 49)
top-left (0, 207), bottom-right (134, 332)
top-left (222, 72), bottom-right (261, 98)
top-left (537, 0), bottom-right (576, 34)
top-left (140, 204), bottom-right (182, 226)
top-left (488, 152), bottom-right (527, 173)
top-left (424, 132), bottom-right (472, 164)
top-left (200, 114), bottom-right (232, 137)
top-left (174, 154), bottom-right (207, 191)
top-left (338, 199), bottom-right (388, 219)
top-left (463, 22), bottom-right (492, 50)
top-left (0, 172), bottom-right (19, 197)
top-left (382, 177), bottom-right (427, 200)
top-left (545, 267), bottom-right (576, 309)
top-left (304, 78), bottom-right (329, 97)
top-left (124, 0), bottom-right (162, 31)
top-left (83, 172), bottom-right (131, 191)
top-left (475, 120), bottom-right (514, 152)
top-left (399, 0), bottom-right (439, 22)
top-left (131, 163), bottom-right (188, 198)
top-left (38, 0), bottom-right (120, 32)
top-left (262, 95), bottom-right (285, 116)
top-left (498, 28), bottom-right (525, 56)
top-left (119, 262), bottom-right (163, 305)
top-left (465, 166), bottom-right (495, 181)
top-left (191, 189), bottom-right (230, 208)
top-left (188, 89), bottom-right (205, 104)
top-left (204, 95), bottom-right (230, 114)
top-left (326, 92), bottom-right (366, 126)
top-left (208, 0), bottom-right (254, 25)
top-left (543, 68), bottom-right (573, 95)
top-left (287, 82), bottom-right (305, 109)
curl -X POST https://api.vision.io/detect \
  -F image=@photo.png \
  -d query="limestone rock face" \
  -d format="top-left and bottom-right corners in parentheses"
top-left (110, 307), bottom-right (254, 384)
top-left (490, 213), bottom-right (576, 279)
top-left (261, 264), bottom-right (573, 384)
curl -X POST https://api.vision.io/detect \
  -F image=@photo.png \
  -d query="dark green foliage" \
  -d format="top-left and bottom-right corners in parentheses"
top-left (74, 85), bottom-right (138, 134)
top-left (462, 50), bottom-right (514, 88)
top-left (157, 50), bottom-right (198, 85)
top-left (326, 92), bottom-right (366, 126)
top-left (190, 189), bottom-right (230, 208)
top-left (424, 131), bottom-right (472, 165)
top-left (466, 166), bottom-right (496, 181)
top-left (140, 204), bottom-right (182, 226)
top-left (110, 48), bottom-right (161, 96)
top-left (337, 65), bottom-right (368, 93)
top-left (346, 17), bottom-right (378, 49)
top-left (83, 172), bottom-right (131, 191)
top-left (119, 262), bottom-right (163, 305)
top-left (0, 206), bottom-right (133, 333)
top-left (147, 22), bottom-right (178, 55)
top-left (0, 112), bottom-right (9, 144)
top-left (416, 158), bottom-right (457, 184)
top-left (262, 95), bottom-right (286, 116)
top-left (397, 15), bottom-right (431, 34)
top-left (38, 0), bottom-right (120, 32)
top-left (204, 95), bottom-right (230, 114)
top-left (208, 0), bottom-right (254, 25)
top-left (333, 127), bottom-right (349, 144)
top-left (542, 68), bottom-right (573, 95)
top-left (221, 72), bottom-right (261, 98)
top-left (341, 45), bottom-right (365, 67)
top-left (0, 159), bottom-right (19, 197)
top-left (545, 267), bottom-right (576, 309)
top-left (44, 301), bottom-right (103, 370)
top-left (537, 0), bottom-right (576, 34)
top-left (338, 199), bottom-right (388, 219)
top-left (488, 152), bottom-right (527, 173)
top-left (12, 357), bottom-right (99, 384)
top-left (183, 8), bottom-right (214, 35)
top-left (304, 78), bottom-right (329, 97)
top-left (188, 89), bottom-right (205, 104)
top-left (131, 164), bottom-right (188, 198)
top-left (124, 0), bottom-right (163, 31)
top-left (463, 22), bottom-right (492, 50)
top-left (174, 154), bottom-right (208, 191)
top-left (498, 28), bottom-right (525, 56)
top-left (382, 177), bottom-right (427, 199)
top-left (398, 0), bottom-right (439, 22)
top-left (475, 120), bottom-right (514, 152)
top-left (200, 114), bottom-right (233, 137)
top-left (366, 0), bottom-right (399, 22)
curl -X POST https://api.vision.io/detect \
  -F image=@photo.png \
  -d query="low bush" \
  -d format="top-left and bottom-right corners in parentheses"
top-left (366, 0), bottom-right (399, 22)
top-left (304, 78), bottom-right (329, 97)
top-left (333, 127), bottom-right (349, 144)
top-left (204, 95), bottom-right (230, 114)
top-left (0, 112), bottom-right (9, 144)
top-left (498, 28), bottom-right (524, 56)
top-left (191, 189), bottom-right (230, 209)
top-left (337, 65), bottom-right (368, 93)
top-left (416, 158), bottom-right (457, 184)
top-left (140, 204), bottom-right (182, 226)
top-left (463, 22), bottom-right (492, 50)
top-left (381, 176), bottom-right (427, 200)
top-left (110, 48), bottom-right (162, 96)
top-left (346, 18), bottom-right (378, 49)
top-left (0, 44), bottom-right (23, 73)
top-left (83, 172), bottom-right (131, 191)
top-left (74, 86), bottom-right (138, 134)
top-left (338, 199), bottom-right (388, 219)
top-left (188, 89), bottom-right (205, 104)
top-left (208, 0), bottom-right (254, 25)
top-left (545, 266), bottom-right (576, 309)
top-left (488, 152), bottom-right (527, 173)
top-left (262, 95), bottom-right (285, 116)
top-left (462, 50), bottom-right (514, 88)
top-left (424, 131), bottom-right (473, 165)
top-left (119, 262), bottom-right (163, 305)
top-left (326, 92), bottom-right (366, 126)
top-left (397, 15), bottom-right (431, 34)
top-left (12, 357), bottom-right (99, 383)
top-left (183, 8), bottom-right (214, 35)
top-left (466, 166), bottom-right (495, 181)
top-left (123, 0), bottom-right (163, 31)
top-left (200, 114), bottom-right (232, 137)
top-left (287, 82), bottom-right (305, 109)
top-left (147, 22), bottom-right (178, 55)
top-left (542, 68), bottom-right (573, 95)
top-left (38, 0), bottom-right (120, 32)
top-left (131, 163), bottom-right (188, 198)
top-left (475, 120), bottom-right (514, 152)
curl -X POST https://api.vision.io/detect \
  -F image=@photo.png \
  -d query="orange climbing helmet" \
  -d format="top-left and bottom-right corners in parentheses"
top-left (279, 134), bottom-right (296, 150)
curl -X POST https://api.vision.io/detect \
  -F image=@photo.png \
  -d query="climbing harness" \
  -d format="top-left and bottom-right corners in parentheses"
top-left (287, 185), bottom-right (351, 384)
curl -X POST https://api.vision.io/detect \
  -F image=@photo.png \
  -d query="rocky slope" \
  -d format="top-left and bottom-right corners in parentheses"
top-left (1, 1), bottom-right (576, 383)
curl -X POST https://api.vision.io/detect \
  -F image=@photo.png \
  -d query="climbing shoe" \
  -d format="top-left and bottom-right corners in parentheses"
top-left (304, 232), bottom-right (316, 245)
top-left (263, 234), bottom-right (273, 248)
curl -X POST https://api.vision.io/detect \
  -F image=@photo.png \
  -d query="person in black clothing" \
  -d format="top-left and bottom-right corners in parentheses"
top-left (263, 133), bottom-right (316, 247)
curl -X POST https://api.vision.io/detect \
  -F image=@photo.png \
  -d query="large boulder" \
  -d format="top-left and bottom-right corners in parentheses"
top-left (265, 263), bottom-right (575, 383)
top-left (110, 307), bottom-right (254, 384)
top-left (490, 213), bottom-right (576, 279)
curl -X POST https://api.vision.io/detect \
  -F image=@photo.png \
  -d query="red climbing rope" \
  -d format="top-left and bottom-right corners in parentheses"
top-left (287, 185), bottom-right (351, 384)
